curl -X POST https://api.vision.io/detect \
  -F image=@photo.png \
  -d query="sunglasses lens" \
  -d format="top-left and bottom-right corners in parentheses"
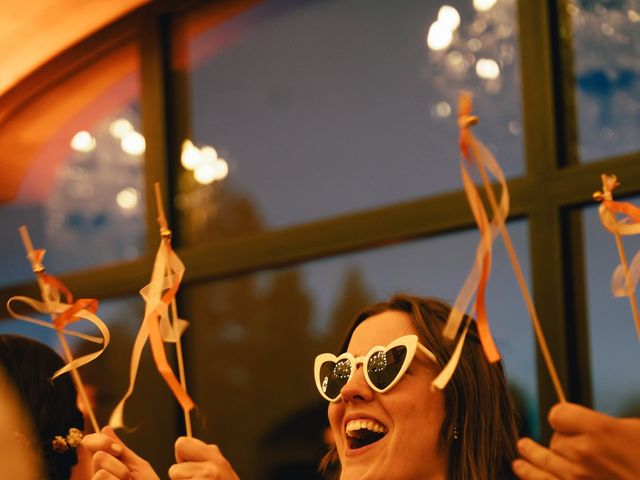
top-left (318, 358), bottom-right (352, 400)
top-left (367, 345), bottom-right (408, 391)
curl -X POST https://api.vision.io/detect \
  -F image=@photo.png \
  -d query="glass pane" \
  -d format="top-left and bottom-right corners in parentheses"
top-left (0, 43), bottom-right (147, 288)
top-left (183, 219), bottom-right (537, 479)
top-left (583, 197), bottom-right (640, 416)
top-left (174, 0), bottom-right (524, 243)
top-left (567, 1), bottom-right (640, 162)
top-left (0, 295), bottom-right (178, 474)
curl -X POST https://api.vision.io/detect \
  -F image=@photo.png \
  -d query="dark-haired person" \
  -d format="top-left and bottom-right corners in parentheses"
top-left (0, 334), bottom-right (92, 480)
top-left (513, 402), bottom-right (640, 480)
top-left (84, 294), bottom-right (519, 479)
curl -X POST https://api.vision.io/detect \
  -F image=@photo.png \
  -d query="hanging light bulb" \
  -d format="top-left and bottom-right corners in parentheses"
top-left (427, 21), bottom-right (453, 51)
top-left (438, 5), bottom-right (461, 32)
top-left (121, 131), bottom-right (146, 156)
top-left (476, 58), bottom-right (500, 79)
top-left (70, 131), bottom-right (96, 152)
top-left (181, 140), bottom-right (202, 170)
top-left (473, 0), bottom-right (497, 12)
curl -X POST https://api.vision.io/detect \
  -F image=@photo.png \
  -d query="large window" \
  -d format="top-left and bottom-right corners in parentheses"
top-left (172, 0), bottom-right (524, 243)
top-left (0, 42), bottom-right (146, 287)
top-left (567, 0), bottom-right (640, 162)
top-left (0, 1), bottom-right (639, 478)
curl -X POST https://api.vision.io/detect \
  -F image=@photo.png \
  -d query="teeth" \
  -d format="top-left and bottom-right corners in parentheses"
top-left (345, 419), bottom-right (387, 436)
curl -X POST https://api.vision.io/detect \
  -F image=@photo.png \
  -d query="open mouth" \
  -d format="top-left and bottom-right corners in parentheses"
top-left (345, 419), bottom-right (387, 450)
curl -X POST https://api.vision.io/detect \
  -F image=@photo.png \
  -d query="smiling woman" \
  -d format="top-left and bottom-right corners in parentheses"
top-left (82, 293), bottom-right (518, 480)
top-left (318, 294), bottom-right (519, 480)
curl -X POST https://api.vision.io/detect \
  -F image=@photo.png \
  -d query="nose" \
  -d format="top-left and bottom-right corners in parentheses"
top-left (340, 365), bottom-right (374, 402)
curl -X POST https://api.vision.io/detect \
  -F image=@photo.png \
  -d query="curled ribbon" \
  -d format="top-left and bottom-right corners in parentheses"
top-left (595, 174), bottom-right (640, 297)
top-left (6, 250), bottom-right (110, 380)
top-left (594, 174), bottom-right (640, 344)
top-left (109, 236), bottom-right (193, 429)
top-left (433, 92), bottom-right (507, 390)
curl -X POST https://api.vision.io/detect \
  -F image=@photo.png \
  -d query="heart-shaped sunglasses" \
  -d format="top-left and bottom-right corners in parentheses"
top-left (314, 334), bottom-right (438, 402)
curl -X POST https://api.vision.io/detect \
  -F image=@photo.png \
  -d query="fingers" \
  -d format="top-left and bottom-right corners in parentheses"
top-left (548, 402), bottom-right (609, 435)
top-left (516, 438), bottom-right (576, 479)
top-left (99, 427), bottom-right (148, 468)
top-left (512, 459), bottom-right (561, 480)
top-left (172, 438), bottom-right (239, 480)
top-left (82, 431), bottom-right (124, 457)
top-left (93, 470), bottom-right (125, 480)
top-left (92, 451), bottom-right (131, 480)
top-left (168, 461), bottom-right (236, 480)
top-left (174, 436), bottom-right (223, 463)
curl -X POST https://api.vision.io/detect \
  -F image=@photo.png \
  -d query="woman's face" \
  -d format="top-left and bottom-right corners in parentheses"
top-left (328, 310), bottom-right (447, 480)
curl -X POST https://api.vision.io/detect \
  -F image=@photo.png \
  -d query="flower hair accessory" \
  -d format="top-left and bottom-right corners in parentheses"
top-left (51, 428), bottom-right (83, 453)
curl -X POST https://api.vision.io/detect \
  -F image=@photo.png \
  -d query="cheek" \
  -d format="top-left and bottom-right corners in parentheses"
top-left (327, 402), bottom-right (350, 460)
top-left (327, 403), bottom-right (343, 440)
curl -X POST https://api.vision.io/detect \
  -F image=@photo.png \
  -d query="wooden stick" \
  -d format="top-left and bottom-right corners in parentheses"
top-left (19, 226), bottom-right (100, 432)
top-left (171, 300), bottom-right (192, 437)
top-left (612, 232), bottom-right (640, 342)
top-left (472, 150), bottom-right (566, 403)
top-left (154, 183), bottom-right (192, 436)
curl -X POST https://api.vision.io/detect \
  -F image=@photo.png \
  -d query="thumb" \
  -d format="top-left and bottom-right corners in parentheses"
top-left (100, 426), bottom-right (146, 466)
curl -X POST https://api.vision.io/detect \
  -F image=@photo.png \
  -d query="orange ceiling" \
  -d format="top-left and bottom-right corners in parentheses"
top-left (0, 0), bottom-right (150, 97)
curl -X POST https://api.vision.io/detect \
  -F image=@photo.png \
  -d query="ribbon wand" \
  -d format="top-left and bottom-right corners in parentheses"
top-left (155, 182), bottom-right (192, 437)
top-left (18, 226), bottom-right (100, 432)
top-left (459, 92), bottom-right (566, 402)
top-left (594, 174), bottom-right (640, 342)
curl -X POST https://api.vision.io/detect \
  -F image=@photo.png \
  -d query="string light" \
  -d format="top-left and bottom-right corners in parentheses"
top-left (70, 131), bottom-right (96, 153)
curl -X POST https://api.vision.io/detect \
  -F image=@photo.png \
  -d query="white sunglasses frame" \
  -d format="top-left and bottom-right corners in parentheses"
top-left (314, 334), bottom-right (438, 402)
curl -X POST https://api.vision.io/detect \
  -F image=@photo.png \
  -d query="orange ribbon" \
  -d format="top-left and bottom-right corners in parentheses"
top-left (109, 237), bottom-right (193, 429)
top-left (6, 250), bottom-right (110, 380)
top-left (595, 174), bottom-right (640, 297)
top-left (433, 92), bottom-right (506, 389)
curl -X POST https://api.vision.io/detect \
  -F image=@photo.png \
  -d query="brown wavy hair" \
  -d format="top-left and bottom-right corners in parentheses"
top-left (319, 294), bottom-right (519, 480)
top-left (0, 335), bottom-right (84, 480)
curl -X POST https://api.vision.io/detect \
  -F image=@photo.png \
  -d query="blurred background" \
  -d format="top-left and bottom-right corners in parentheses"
top-left (1, 0), bottom-right (639, 478)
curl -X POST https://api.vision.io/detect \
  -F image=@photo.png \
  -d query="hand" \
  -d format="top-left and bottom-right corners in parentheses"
top-left (82, 426), bottom-right (160, 480)
top-left (513, 402), bottom-right (640, 480)
top-left (168, 436), bottom-right (239, 480)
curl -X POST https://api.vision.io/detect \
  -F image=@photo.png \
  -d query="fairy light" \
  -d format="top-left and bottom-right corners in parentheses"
top-left (200, 145), bottom-right (218, 162)
top-left (121, 131), bottom-right (146, 156)
top-left (473, 0), bottom-right (497, 12)
top-left (116, 187), bottom-right (139, 210)
top-left (434, 101), bottom-right (452, 118)
top-left (214, 158), bottom-right (229, 180)
top-left (181, 140), bottom-right (201, 170)
top-left (438, 5), bottom-right (460, 32)
top-left (476, 58), bottom-right (500, 79)
top-left (194, 161), bottom-right (217, 185)
top-left (109, 119), bottom-right (134, 139)
top-left (70, 131), bottom-right (96, 153)
top-left (427, 21), bottom-right (453, 50)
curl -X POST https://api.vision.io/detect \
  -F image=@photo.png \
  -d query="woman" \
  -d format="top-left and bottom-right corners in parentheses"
top-left (84, 294), bottom-right (519, 479)
top-left (0, 335), bottom-right (91, 480)
top-left (317, 294), bottom-right (519, 479)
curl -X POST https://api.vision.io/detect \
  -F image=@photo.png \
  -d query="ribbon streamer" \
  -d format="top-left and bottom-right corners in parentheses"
top-left (434, 93), bottom-right (566, 405)
top-left (8, 228), bottom-right (109, 432)
top-left (110, 184), bottom-right (194, 433)
top-left (594, 174), bottom-right (640, 342)
top-left (433, 93), bottom-right (506, 389)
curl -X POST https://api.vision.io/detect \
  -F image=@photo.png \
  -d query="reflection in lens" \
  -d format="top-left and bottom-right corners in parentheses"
top-left (367, 345), bottom-right (407, 391)
top-left (319, 359), bottom-right (351, 399)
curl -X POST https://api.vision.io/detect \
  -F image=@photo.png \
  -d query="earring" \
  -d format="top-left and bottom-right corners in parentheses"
top-left (453, 427), bottom-right (459, 440)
